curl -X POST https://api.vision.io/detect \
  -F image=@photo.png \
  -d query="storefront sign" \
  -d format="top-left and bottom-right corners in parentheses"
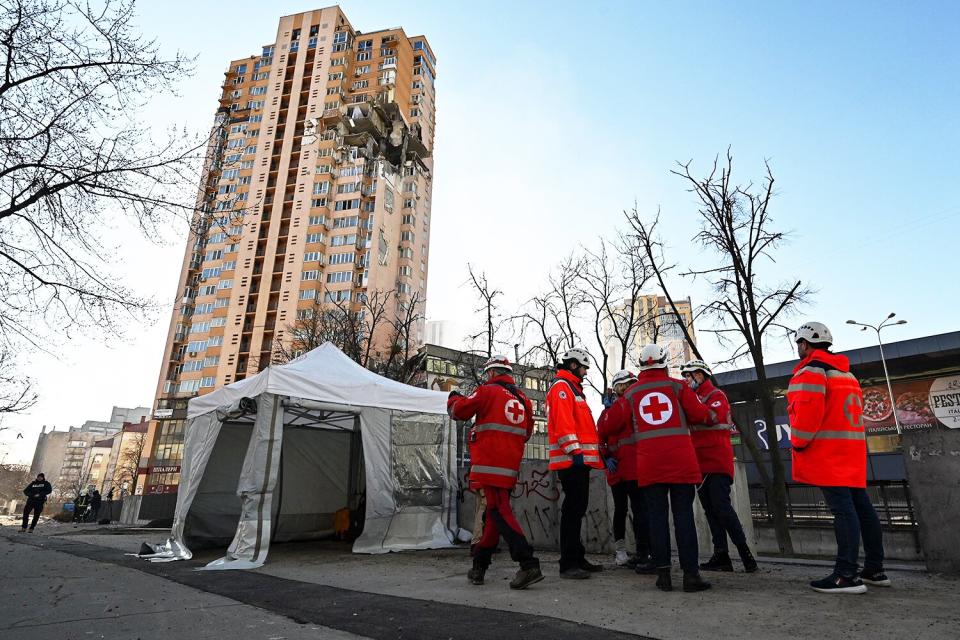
top-left (862, 378), bottom-right (940, 434)
top-left (929, 375), bottom-right (960, 429)
top-left (149, 465), bottom-right (181, 474)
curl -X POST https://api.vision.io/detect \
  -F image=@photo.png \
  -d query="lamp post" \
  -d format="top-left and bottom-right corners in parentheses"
top-left (846, 313), bottom-right (907, 435)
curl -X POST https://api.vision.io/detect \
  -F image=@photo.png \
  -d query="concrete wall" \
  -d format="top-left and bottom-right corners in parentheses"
top-left (754, 525), bottom-right (922, 562)
top-left (902, 427), bottom-right (960, 573)
top-left (458, 460), bottom-right (756, 558)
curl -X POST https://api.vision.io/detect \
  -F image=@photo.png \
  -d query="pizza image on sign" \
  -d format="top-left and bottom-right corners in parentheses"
top-left (862, 387), bottom-right (893, 422)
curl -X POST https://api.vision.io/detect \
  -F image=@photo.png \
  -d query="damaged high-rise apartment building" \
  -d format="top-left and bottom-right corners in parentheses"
top-left (140, 5), bottom-right (436, 496)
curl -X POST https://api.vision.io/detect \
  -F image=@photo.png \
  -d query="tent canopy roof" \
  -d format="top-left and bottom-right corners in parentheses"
top-left (187, 343), bottom-right (447, 419)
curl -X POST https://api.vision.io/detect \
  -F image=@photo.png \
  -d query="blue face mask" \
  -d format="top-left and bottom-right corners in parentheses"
top-left (685, 376), bottom-right (699, 390)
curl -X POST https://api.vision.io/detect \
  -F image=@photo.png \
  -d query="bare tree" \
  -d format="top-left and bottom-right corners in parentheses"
top-left (112, 431), bottom-right (146, 496)
top-left (0, 0), bottom-right (204, 354)
top-left (515, 255), bottom-right (583, 369)
top-left (378, 291), bottom-right (426, 383)
top-left (465, 264), bottom-right (505, 358)
top-left (0, 348), bottom-right (35, 414)
top-left (0, 462), bottom-right (31, 504)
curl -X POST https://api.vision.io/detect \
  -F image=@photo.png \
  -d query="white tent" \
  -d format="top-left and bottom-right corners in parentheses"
top-left (152, 343), bottom-right (461, 570)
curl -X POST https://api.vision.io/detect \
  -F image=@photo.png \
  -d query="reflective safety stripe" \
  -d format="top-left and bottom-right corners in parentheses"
top-left (635, 426), bottom-right (690, 440)
top-left (607, 443), bottom-right (620, 453)
top-left (580, 443), bottom-right (599, 451)
top-left (788, 383), bottom-right (826, 394)
top-left (797, 366), bottom-right (826, 376)
top-left (792, 429), bottom-right (865, 441)
top-left (582, 454), bottom-right (601, 463)
top-left (693, 424), bottom-right (733, 432)
top-left (557, 433), bottom-right (579, 445)
top-left (471, 465), bottom-right (519, 478)
top-left (475, 423), bottom-right (528, 437)
top-left (826, 370), bottom-right (858, 381)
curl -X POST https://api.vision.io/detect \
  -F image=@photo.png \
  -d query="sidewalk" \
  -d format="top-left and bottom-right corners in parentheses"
top-left (4, 522), bottom-right (959, 640)
top-left (0, 530), bottom-right (367, 640)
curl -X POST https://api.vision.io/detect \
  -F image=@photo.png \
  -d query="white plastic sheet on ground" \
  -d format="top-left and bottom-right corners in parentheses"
top-left (153, 343), bottom-right (458, 570)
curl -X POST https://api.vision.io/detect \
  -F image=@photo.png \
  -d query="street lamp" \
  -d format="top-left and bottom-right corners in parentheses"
top-left (846, 313), bottom-right (907, 435)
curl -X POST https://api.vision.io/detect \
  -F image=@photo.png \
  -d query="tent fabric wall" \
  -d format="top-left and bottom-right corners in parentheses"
top-left (148, 344), bottom-right (458, 569)
top-left (184, 421), bottom-right (252, 544)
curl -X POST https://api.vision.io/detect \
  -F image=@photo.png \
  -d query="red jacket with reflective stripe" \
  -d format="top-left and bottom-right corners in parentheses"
top-left (690, 380), bottom-right (736, 479)
top-left (788, 350), bottom-right (867, 488)
top-left (597, 397), bottom-right (636, 484)
top-left (546, 370), bottom-right (602, 470)
top-left (448, 374), bottom-right (534, 489)
top-left (606, 368), bottom-right (714, 487)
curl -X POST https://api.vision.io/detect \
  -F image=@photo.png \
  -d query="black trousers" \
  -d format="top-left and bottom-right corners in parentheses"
top-left (21, 499), bottom-right (44, 530)
top-left (697, 473), bottom-right (748, 553)
top-left (611, 480), bottom-right (650, 557)
top-left (557, 466), bottom-right (591, 571)
top-left (646, 483), bottom-right (699, 573)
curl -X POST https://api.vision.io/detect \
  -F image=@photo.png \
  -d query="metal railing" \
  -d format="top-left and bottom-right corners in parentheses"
top-left (749, 480), bottom-right (920, 550)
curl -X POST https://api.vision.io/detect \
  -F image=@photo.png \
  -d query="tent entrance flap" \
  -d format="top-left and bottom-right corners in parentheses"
top-left (272, 421), bottom-right (364, 543)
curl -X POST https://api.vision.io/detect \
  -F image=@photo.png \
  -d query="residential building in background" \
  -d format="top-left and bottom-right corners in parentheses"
top-left (145, 5), bottom-right (437, 495)
top-left (424, 320), bottom-right (449, 347)
top-left (410, 344), bottom-right (552, 462)
top-left (602, 294), bottom-right (696, 380)
top-left (27, 405), bottom-right (149, 499)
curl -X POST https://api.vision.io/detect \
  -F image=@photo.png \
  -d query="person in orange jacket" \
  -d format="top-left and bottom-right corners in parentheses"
top-left (597, 369), bottom-right (650, 568)
top-left (681, 359), bottom-right (758, 574)
top-left (789, 322), bottom-right (888, 594)
top-left (546, 347), bottom-right (603, 579)
top-left (448, 355), bottom-right (544, 590)
top-left (602, 344), bottom-right (716, 592)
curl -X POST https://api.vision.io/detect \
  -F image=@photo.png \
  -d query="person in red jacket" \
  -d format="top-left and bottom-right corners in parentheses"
top-left (681, 359), bottom-right (757, 574)
top-left (602, 344), bottom-right (715, 592)
top-left (597, 369), bottom-right (650, 568)
top-left (546, 347), bottom-right (603, 579)
top-left (789, 322), bottom-right (888, 594)
top-left (448, 355), bottom-right (544, 590)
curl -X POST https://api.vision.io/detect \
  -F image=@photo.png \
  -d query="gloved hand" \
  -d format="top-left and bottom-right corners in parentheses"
top-left (605, 457), bottom-right (618, 474)
top-left (448, 390), bottom-right (463, 400)
top-left (602, 391), bottom-right (615, 408)
top-left (572, 453), bottom-right (585, 467)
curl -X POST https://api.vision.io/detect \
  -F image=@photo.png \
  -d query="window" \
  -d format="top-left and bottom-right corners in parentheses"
top-left (240, 160), bottom-right (255, 169)
top-left (235, 64), bottom-right (248, 74)
top-left (299, 289), bottom-right (317, 300)
top-left (253, 72), bottom-right (269, 81)
top-left (306, 233), bottom-right (325, 243)
top-left (326, 270), bottom-right (352, 284)
top-left (313, 181), bottom-right (330, 194)
top-left (182, 360), bottom-right (203, 372)
top-left (352, 80), bottom-right (369, 90)
top-left (324, 290), bottom-right (351, 302)
top-left (200, 377), bottom-right (216, 388)
top-left (398, 265), bottom-right (412, 277)
top-left (221, 261), bottom-right (236, 271)
top-left (333, 216), bottom-right (358, 228)
top-left (383, 188), bottom-right (394, 212)
top-left (401, 214), bottom-right (415, 225)
top-left (357, 39), bottom-right (372, 51)
top-left (399, 247), bottom-right (414, 259)
top-left (215, 297), bottom-right (230, 308)
top-left (226, 140), bottom-right (244, 150)
top-left (356, 51), bottom-right (371, 62)
top-left (301, 270), bottom-right (320, 280)
top-left (205, 249), bottom-right (223, 261)
top-left (208, 335), bottom-right (224, 347)
top-left (410, 108), bottom-right (420, 118)
top-left (328, 252), bottom-right (354, 265)
top-left (355, 65), bottom-right (370, 74)
top-left (297, 308), bottom-right (314, 320)
top-left (331, 56), bottom-right (346, 66)
top-left (311, 197), bottom-right (328, 208)
top-left (244, 145), bottom-right (257, 155)
top-left (334, 199), bottom-right (359, 211)
top-left (199, 285), bottom-right (217, 296)
top-left (315, 164), bottom-right (332, 174)
top-left (203, 355), bottom-right (220, 367)
top-left (328, 72), bottom-right (343, 81)
top-left (194, 302), bottom-right (214, 314)
top-left (210, 317), bottom-right (226, 328)
top-left (218, 279), bottom-right (233, 289)
top-left (178, 379), bottom-right (201, 393)
top-left (250, 86), bottom-right (267, 95)
top-left (326, 86), bottom-right (341, 95)
top-left (308, 215), bottom-right (325, 226)
top-left (400, 231), bottom-right (415, 242)
top-left (246, 100), bottom-right (264, 110)
top-left (247, 115), bottom-right (262, 123)
top-left (303, 251), bottom-right (322, 262)
top-left (187, 340), bottom-right (206, 352)
top-left (330, 234), bottom-right (356, 247)
top-left (336, 182), bottom-right (359, 194)
top-left (332, 31), bottom-right (347, 44)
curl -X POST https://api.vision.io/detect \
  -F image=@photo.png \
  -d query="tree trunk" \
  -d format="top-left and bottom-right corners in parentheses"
top-left (756, 377), bottom-right (795, 555)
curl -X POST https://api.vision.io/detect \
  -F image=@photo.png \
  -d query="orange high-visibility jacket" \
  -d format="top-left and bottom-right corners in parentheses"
top-left (546, 369), bottom-right (602, 471)
top-left (788, 349), bottom-right (867, 488)
top-left (448, 374), bottom-right (534, 489)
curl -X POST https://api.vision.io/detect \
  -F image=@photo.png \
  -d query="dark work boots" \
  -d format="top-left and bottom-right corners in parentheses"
top-left (655, 568), bottom-right (673, 591)
top-left (683, 571), bottom-right (712, 592)
top-left (699, 551), bottom-right (734, 572)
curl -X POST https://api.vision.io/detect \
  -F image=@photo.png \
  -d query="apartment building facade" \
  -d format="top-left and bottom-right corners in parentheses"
top-left (143, 6), bottom-right (437, 495)
top-left (602, 294), bottom-right (697, 379)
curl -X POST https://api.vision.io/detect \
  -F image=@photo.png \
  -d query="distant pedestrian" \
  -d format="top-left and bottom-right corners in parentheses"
top-left (21, 473), bottom-right (53, 532)
top-left (790, 322), bottom-right (889, 594)
top-left (72, 490), bottom-right (91, 525)
top-left (89, 489), bottom-right (102, 522)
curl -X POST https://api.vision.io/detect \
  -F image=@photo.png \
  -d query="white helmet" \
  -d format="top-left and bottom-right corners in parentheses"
top-left (559, 347), bottom-right (591, 368)
top-left (611, 369), bottom-right (637, 387)
top-left (796, 321), bottom-right (833, 346)
top-left (680, 359), bottom-right (712, 376)
top-left (482, 355), bottom-right (513, 374)
top-left (637, 344), bottom-right (668, 370)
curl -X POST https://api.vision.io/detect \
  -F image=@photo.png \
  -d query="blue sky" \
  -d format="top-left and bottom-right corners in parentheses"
top-left (3, 1), bottom-right (958, 463)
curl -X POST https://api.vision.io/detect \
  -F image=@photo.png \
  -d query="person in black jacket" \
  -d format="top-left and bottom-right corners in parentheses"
top-left (21, 473), bottom-right (53, 532)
